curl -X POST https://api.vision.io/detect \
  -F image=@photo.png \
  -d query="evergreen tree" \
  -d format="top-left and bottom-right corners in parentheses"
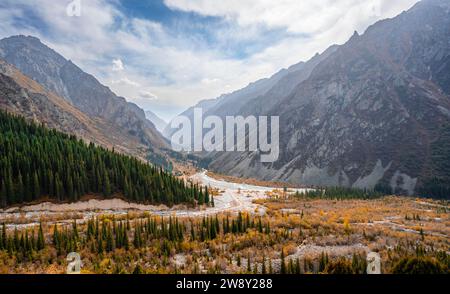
top-left (133, 264), bottom-right (144, 274)
top-left (280, 250), bottom-right (287, 274)
top-left (262, 255), bottom-right (267, 274)
top-left (16, 173), bottom-right (24, 203)
top-left (0, 180), bottom-right (6, 208)
top-left (204, 187), bottom-right (210, 206)
top-left (0, 223), bottom-right (5, 249)
top-left (32, 172), bottom-right (40, 201)
top-left (37, 222), bottom-right (45, 250)
top-left (6, 174), bottom-right (14, 205)
top-left (294, 258), bottom-right (301, 274)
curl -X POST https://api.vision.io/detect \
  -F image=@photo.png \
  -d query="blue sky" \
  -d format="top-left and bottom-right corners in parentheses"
top-left (0, 0), bottom-right (417, 121)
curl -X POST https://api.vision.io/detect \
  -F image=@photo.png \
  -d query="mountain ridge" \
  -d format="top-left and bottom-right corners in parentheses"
top-left (0, 35), bottom-right (168, 153)
top-left (167, 0), bottom-right (450, 198)
top-left (0, 59), bottom-right (150, 158)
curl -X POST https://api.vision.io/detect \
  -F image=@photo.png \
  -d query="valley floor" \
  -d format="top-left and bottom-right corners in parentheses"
top-left (0, 171), bottom-right (312, 227)
top-left (0, 171), bottom-right (448, 274)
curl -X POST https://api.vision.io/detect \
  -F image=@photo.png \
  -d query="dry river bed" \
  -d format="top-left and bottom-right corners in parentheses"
top-left (0, 171), bottom-right (311, 229)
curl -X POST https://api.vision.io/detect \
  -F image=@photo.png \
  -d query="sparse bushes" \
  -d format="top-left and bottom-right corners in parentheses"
top-left (294, 186), bottom-right (383, 200)
top-left (324, 258), bottom-right (355, 274)
top-left (392, 257), bottom-right (447, 274)
top-left (0, 195), bottom-right (448, 274)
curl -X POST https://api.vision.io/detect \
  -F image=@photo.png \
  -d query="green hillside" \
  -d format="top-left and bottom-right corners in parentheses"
top-left (0, 111), bottom-right (211, 208)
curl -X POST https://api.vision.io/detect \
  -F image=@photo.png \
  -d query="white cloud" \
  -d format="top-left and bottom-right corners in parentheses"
top-left (111, 77), bottom-right (140, 87)
top-left (0, 0), bottom-right (418, 120)
top-left (201, 78), bottom-right (220, 85)
top-left (112, 59), bottom-right (124, 71)
top-left (139, 90), bottom-right (158, 100)
top-left (164, 0), bottom-right (412, 34)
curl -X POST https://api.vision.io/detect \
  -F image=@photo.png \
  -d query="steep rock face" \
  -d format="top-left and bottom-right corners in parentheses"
top-left (0, 59), bottom-right (147, 157)
top-left (0, 36), bottom-right (167, 150)
top-left (179, 0), bottom-right (450, 197)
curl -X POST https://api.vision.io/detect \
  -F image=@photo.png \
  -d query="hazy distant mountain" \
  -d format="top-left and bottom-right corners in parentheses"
top-left (145, 110), bottom-right (167, 134)
top-left (170, 0), bottom-right (450, 197)
top-left (0, 36), bottom-right (168, 154)
top-left (163, 46), bottom-right (338, 139)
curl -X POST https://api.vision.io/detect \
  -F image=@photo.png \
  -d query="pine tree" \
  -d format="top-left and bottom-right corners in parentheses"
top-left (103, 173), bottom-right (111, 197)
top-left (204, 187), bottom-right (210, 206)
top-left (32, 172), bottom-right (40, 201)
top-left (288, 258), bottom-right (294, 274)
top-left (0, 180), bottom-right (6, 208)
top-left (54, 225), bottom-right (62, 254)
top-left (16, 173), bottom-right (24, 203)
top-left (262, 255), bottom-right (267, 274)
top-left (6, 174), bottom-right (14, 205)
top-left (0, 223), bottom-right (5, 250)
top-left (97, 238), bottom-right (104, 255)
top-left (106, 225), bottom-right (114, 252)
top-left (123, 227), bottom-right (129, 250)
top-left (295, 258), bottom-right (301, 274)
top-left (280, 250), bottom-right (287, 274)
top-left (133, 264), bottom-right (144, 274)
top-left (37, 222), bottom-right (45, 250)
top-left (72, 221), bottom-right (79, 240)
top-left (67, 175), bottom-right (74, 200)
top-left (258, 218), bottom-right (263, 233)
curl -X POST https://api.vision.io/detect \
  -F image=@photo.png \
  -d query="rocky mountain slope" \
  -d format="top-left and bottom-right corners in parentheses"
top-left (168, 0), bottom-right (450, 197)
top-left (0, 59), bottom-right (148, 157)
top-left (0, 36), bottom-right (168, 154)
top-left (163, 45), bottom-right (338, 139)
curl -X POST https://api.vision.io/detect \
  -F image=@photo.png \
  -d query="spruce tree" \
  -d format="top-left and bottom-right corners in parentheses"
top-left (280, 250), bottom-right (287, 274)
top-left (16, 173), bottom-right (24, 203)
top-left (32, 172), bottom-right (40, 201)
top-left (295, 258), bottom-right (301, 274)
top-left (204, 187), bottom-right (210, 205)
top-left (6, 174), bottom-right (14, 205)
top-left (0, 223), bottom-right (4, 250)
top-left (0, 180), bottom-right (6, 208)
top-left (37, 222), bottom-right (45, 250)
top-left (262, 255), bottom-right (267, 274)
top-left (133, 264), bottom-right (144, 274)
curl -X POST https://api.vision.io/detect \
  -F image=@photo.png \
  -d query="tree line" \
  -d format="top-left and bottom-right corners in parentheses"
top-left (0, 111), bottom-right (212, 208)
top-left (294, 186), bottom-right (383, 200)
top-left (0, 213), bottom-right (272, 260)
top-left (0, 215), bottom-right (447, 274)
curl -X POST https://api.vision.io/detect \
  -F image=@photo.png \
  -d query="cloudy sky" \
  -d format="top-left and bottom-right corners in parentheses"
top-left (0, 0), bottom-right (418, 121)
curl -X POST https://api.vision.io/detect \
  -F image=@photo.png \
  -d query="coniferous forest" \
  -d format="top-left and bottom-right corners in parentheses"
top-left (0, 212), bottom-right (447, 274)
top-left (0, 111), bottom-right (212, 208)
